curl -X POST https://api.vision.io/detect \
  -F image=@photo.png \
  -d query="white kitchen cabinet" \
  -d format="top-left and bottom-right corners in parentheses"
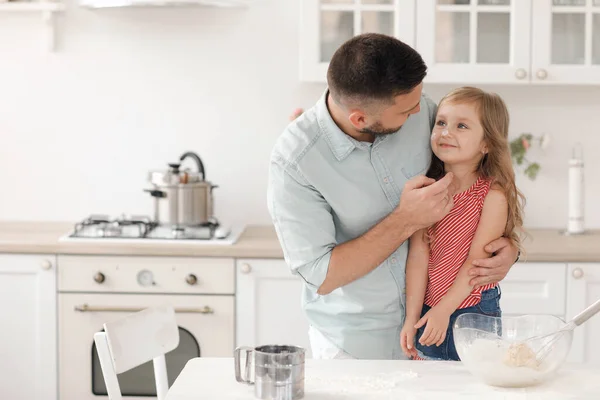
top-left (300, 0), bottom-right (600, 85)
top-left (566, 263), bottom-right (600, 365)
top-left (0, 254), bottom-right (57, 400)
top-left (501, 262), bottom-right (600, 365)
top-left (500, 262), bottom-right (567, 316)
top-left (416, 0), bottom-right (600, 84)
top-left (235, 259), bottom-right (312, 357)
top-left (299, 0), bottom-right (417, 82)
top-left (531, 0), bottom-right (600, 84)
top-left (416, 0), bottom-right (532, 84)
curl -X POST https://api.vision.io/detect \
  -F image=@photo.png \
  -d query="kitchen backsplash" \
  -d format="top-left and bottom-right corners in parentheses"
top-left (0, 0), bottom-right (599, 229)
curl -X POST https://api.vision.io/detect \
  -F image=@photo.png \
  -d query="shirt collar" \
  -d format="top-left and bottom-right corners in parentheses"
top-left (316, 90), bottom-right (394, 160)
top-left (316, 90), bottom-right (357, 161)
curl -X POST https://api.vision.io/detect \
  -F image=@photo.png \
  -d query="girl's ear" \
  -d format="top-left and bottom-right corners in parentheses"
top-left (481, 142), bottom-right (489, 155)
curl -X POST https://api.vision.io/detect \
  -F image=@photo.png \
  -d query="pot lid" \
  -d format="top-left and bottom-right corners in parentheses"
top-left (148, 152), bottom-right (208, 185)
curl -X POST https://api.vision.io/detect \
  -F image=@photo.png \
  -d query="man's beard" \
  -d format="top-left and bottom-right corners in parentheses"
top-left (359, 122), bottom-right (402, 137)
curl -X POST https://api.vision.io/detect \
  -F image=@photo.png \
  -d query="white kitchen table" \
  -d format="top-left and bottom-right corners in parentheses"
top-left (165, 357), bottom-right (600, 400)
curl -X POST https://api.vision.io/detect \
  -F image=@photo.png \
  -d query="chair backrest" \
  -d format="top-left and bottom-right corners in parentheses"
top-left (94, 305), bottom-right (180, 400)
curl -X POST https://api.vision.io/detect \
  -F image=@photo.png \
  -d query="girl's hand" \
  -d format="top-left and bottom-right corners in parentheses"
top-left (414, 306), bottom-right (451, 347)
top-left (400, 322), bottom-right (418, 358)
top-left (289, 108), bottom-right (304, 121)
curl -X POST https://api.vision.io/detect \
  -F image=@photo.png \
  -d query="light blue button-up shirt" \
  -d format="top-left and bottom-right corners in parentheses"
top-left (267, 90), bottom-right (437, 359)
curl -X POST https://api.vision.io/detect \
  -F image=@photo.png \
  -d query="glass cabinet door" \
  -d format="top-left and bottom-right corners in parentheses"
top-left (416, 0), bottom-right (532, 83)
top-left (531, 0), bottom-right (600, 83)
top-left (300, 0), bottom-right (417, 82)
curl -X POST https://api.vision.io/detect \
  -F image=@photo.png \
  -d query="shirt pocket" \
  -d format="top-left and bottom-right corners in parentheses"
top-left (401, 149), bottom-right (431, 179)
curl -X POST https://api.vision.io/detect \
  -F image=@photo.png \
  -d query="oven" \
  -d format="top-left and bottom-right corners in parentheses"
top-left (58, 255), bottom-right (235, 400)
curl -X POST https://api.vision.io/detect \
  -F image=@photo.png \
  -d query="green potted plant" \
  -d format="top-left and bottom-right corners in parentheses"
top-left (509, 133), bottom-right (550, 180)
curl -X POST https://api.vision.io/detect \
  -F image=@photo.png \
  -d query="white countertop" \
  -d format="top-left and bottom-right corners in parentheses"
top-left (0, 222), bottom-right (284, 258)
top-left (165, 358), bottom-right (600, 400)
top-left (1, 221), bottom-right (600, 261)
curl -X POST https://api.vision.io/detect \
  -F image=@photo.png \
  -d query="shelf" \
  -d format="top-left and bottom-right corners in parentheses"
top-left (0, 1), bottom-right (65, 52)
top-left (0, 1), bottom-right (64, 11)
top-left (80, 0), bottom-right (250, 8)
top-left (320, 4), bottom-right (395, 12)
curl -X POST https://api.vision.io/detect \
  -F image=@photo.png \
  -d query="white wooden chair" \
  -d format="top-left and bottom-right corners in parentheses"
top-left (94, 305), bottom-right (180, 400)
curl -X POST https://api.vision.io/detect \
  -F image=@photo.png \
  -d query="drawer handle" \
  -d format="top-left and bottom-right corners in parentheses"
top-left (74, 304), bottom-right (214, 314)
top-left (186, 274), bottom-right (198, 285)
top-left (572, 268), bottom-right (584, 279)
top-left (94, 272), bottom-right (106, 284)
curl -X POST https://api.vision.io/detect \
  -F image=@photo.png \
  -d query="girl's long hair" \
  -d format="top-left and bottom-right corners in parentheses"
top-left (426, 87), bottom-right (526, 251)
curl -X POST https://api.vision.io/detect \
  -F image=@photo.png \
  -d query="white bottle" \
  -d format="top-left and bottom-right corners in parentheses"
top-left (567, 145), bottom-right (584, 235)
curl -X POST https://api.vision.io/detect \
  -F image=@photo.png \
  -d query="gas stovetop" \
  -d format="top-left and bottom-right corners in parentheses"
top-left (60, 215), bottom-right (242, 244)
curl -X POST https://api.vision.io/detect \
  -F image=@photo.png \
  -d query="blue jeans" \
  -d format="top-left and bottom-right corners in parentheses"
top-left (415, 286), bottom-right (502, 361)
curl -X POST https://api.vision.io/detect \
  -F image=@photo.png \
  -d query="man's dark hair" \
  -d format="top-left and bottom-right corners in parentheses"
top-left (327, 33), bottom-right (427, 105)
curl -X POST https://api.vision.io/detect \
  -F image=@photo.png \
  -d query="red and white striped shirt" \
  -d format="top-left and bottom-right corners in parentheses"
top-left (423, 175), bottom-right (496, 309)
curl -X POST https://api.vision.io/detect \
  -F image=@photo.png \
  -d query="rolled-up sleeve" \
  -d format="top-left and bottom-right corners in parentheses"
top-left (267, 155), bottom-right (336, 288)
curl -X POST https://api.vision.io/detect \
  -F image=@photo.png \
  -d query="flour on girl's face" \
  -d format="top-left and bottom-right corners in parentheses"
top-left (430, 102), bottom-right (487, 166)
top-left (430, 129), bottom-right (449, 142)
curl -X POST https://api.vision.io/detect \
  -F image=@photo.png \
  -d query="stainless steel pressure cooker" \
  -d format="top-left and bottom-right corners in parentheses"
top-left (145, 151), bottom-right (218, 227)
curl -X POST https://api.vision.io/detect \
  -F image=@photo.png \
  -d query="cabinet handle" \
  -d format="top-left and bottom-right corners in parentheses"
top-left (94, 272), bottom-right (106, 284)
top-left (536, 69), bottom-right (548, 80)
top-left (40, 259), bottom-right (52, 270)
top-left (515, 68), bottom-right (527, 80)
top-left (572, 268), bottom-right (584, 279)
top-left (74, 304), bottom-right (214, 314)
top-left (240, 263), bottom-right (252, 274)
top-left (186, 274), bottom-right (198, 285)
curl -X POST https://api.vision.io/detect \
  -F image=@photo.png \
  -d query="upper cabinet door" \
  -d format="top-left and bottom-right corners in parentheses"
top-left (300, 0), bottom-right (417, 82)
top-left (416, 0), bottom-right (532, 84)
top-left (531, 0), bottom-right (600, 84)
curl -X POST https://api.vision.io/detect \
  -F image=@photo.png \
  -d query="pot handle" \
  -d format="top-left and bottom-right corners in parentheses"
top-left (179, 152), bottom-right (205, 180)
top-left (144, 189), bottom-right (167, 198)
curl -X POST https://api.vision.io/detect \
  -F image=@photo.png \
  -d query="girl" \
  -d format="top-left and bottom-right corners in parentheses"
top-left (400, 86), bottom-right (525, 361)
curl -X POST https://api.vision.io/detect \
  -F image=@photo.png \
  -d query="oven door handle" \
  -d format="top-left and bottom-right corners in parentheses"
top-left (74, 304), bottom-right (214, 314)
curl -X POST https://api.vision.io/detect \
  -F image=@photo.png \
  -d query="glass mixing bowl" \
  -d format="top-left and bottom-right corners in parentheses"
top-left (453, 313), bottom-right (573, 388)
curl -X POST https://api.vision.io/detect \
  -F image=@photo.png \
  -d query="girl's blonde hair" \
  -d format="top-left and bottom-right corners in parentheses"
top-left (426, 86), bottom-right (526, 251)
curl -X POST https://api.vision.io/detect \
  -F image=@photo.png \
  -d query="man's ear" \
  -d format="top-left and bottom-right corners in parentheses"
top-left (348, 110), bottom-right (367, 130)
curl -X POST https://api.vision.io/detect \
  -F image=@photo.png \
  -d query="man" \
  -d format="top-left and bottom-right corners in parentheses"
top-left (267, 33), bottom-right (518, 360)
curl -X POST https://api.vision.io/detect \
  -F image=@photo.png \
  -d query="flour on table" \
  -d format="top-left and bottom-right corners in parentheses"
top-left (307, 370), bottom-right (419, 394)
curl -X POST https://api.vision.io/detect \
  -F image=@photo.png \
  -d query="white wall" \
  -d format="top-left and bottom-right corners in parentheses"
top-left (0, 0), bottom-right (599, 230)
